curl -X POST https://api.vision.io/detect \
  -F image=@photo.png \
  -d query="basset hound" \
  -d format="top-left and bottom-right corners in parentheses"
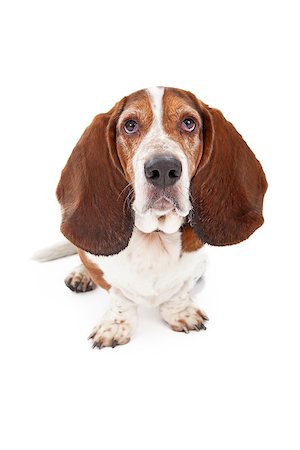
top-left (48, 87), bottom-right (267, 348)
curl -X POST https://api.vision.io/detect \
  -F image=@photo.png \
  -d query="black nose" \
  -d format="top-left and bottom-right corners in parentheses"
top-left (144, 156), bottom-right (182, 187)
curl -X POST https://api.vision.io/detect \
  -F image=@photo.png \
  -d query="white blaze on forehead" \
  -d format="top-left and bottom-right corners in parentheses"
top-left (132, 86), bottom-right (191, 232)
top-left (146, 86), bottom-right (165, 128)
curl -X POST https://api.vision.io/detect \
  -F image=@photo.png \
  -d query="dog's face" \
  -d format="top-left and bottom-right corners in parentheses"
top-left (57, 86), bottom-right (267, 256)
top-left (116, 87), bottom-right (202, 233)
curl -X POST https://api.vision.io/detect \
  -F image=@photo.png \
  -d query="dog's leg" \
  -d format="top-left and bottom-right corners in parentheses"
top-left (89, 288), bottom-right (138, 349)
top-left (159, 287), bottom-right (208, 333)
top-left (64, 264), bottom-right (97, 293)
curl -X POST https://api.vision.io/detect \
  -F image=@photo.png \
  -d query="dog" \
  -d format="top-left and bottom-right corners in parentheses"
top-left (35, 86), bottom-right (267, 348)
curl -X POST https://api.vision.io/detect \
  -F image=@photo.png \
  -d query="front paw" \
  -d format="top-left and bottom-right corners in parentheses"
top-left (161, 304), bottom-right (208, 333)
top-left (88, 319), bottom-right (133, 349)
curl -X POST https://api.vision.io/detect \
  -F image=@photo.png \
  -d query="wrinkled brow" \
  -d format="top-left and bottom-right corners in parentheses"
top-left (118, 90), bottom-right (154, 126)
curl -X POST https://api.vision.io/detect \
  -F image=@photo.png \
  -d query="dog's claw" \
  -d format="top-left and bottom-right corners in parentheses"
top-left (92, 341), bottom-right (105, 349)
top-left (197, 310), bottom-right (209, 321)
top-left (87, 281), bottom-right (95, 290)
top-left (111, 339), bottom-right (118, 348)
top-left (88, 331), bottom-right (96, 340)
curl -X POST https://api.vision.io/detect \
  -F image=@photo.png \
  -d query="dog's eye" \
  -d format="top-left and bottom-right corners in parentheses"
top-left (181, 118), bottom-right (196, 132)
top-left (124, 120), bottom-right (139, 134)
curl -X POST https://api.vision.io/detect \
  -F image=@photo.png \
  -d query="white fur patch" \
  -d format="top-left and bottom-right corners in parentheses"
top-left (86, 228), bottom-right (206, 308)
top-left (147, 86), bottom-right (164, 127)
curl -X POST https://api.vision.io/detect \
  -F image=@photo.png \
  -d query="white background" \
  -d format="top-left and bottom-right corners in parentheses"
top-left (1, 1), bottom-right (299, 449)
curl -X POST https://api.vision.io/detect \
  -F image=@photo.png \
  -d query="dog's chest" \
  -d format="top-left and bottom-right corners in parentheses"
top-left (87, 228), bottom-right (206, 306)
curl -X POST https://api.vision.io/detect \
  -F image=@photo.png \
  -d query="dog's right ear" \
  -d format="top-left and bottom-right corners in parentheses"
top-left (56, 99), bottom-right (134, 256)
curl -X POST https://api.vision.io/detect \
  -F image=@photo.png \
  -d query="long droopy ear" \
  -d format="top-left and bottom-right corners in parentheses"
top-left (56, 99), bottom-right (134, 256)
top-left (190, 101), bottom-right (268, 246)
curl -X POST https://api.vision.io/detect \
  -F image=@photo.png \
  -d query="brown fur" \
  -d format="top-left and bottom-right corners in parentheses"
top-left (181, 224), bottom-right (204, 252)
top-left (78, 249), bottom-right (111, 291)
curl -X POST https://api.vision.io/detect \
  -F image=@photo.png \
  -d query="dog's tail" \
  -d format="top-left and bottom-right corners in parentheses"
top-left (32, 241), bottom-right (77, 262)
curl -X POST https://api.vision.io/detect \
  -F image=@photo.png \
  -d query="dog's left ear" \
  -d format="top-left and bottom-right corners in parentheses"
top-left (190, 100), bottom-right (268, 246)
top-left (56, 98), bottom-right (134, 256)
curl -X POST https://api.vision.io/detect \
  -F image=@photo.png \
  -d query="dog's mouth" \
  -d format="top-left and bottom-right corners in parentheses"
top-left (150, 195), bottom-right (178, 215)
top-left (141, 188), bottom-right (189, 217)
top-left (132, 185), bottom-right (191, 234)
top-left (133, 196), bottom-right (190, 219)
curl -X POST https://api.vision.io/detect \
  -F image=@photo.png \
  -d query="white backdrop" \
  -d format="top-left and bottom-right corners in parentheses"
top-left (1, 1), bottom-right (299, 449)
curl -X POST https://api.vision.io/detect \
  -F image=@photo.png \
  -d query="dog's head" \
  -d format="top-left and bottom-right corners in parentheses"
top-left (57, 87), bottom-right (267, 256)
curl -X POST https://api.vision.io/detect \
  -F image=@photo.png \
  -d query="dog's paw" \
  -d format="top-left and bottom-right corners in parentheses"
top-left (88, 319), bottom-right (133, 349)
top-left (161, 304), bottom-right (208, 333)
top-left (65, 269), bottom-right (96, 293)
